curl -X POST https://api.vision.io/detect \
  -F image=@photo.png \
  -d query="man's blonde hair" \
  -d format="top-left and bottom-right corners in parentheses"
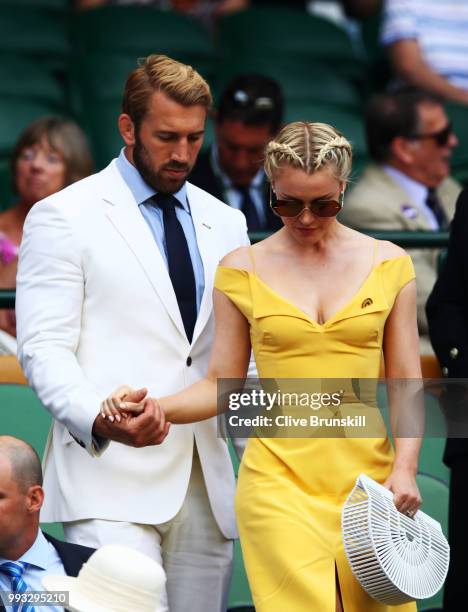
top-left (264, 121), bottom-right (353, 182)
top-left (122, 54), bottom-right (213, 128)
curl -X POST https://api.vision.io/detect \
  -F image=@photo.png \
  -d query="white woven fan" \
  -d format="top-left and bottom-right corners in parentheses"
top-left (342, 474), bottom-right (449, 605)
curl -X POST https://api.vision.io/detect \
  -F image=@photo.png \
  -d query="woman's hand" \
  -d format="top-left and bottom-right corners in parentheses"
top-left (100, 385), bottom-right (147, 423)
top-left (383, 468), bottom-right (422, 518)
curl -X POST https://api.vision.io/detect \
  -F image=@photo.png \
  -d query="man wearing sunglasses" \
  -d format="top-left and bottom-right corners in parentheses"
top-left (189, 74), bottom-right (284, 233)
top-left (340, 87), bottom-right (461, 354)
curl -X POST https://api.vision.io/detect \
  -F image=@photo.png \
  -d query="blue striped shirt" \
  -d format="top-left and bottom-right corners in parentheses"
top-left (0, 531), bottom-right (66, 612)
top-left (381, 0), bottom-right (468, 89)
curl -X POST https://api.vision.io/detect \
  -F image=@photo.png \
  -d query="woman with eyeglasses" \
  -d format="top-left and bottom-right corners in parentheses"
top-left (0, 116), bottom-right (93, 343)
top-left (103, 122), bottom-right (421, 611)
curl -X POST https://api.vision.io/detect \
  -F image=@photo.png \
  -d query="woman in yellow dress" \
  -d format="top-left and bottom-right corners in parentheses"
top-left (105, 122), bottom-right (422, 611)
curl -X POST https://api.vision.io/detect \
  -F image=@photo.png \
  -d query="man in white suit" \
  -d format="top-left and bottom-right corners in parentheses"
top-left (15, 55), bottom-right (250, 612)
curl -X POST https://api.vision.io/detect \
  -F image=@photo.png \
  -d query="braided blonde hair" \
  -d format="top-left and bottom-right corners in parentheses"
top-left (264, 122), bottom-right (352, 182)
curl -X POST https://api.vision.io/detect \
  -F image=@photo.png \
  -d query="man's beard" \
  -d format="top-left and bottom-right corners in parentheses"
top-left (133, 135), bottom-right (191, 195)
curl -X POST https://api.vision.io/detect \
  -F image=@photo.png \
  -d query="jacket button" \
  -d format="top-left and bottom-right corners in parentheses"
top-left (442, 367), bottom-right (449, 376)
top-left (186, 356), bottom-right (192, 366)
top-left (450, 347), bottom-right (459, 359)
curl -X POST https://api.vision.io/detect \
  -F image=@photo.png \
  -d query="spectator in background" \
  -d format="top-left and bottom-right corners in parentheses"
top-left (382, 0), bottom-right (468, 105)
top-left (0, 436), bottom-right (94, 611)
top-left (0, 117), bottom-right (93, 342)
top-left (426, 188), bottom-right (468, 612)
top-left (340, 88), bottom-right (461, 353)
top-left (190, 74), bottom-right (284, 232)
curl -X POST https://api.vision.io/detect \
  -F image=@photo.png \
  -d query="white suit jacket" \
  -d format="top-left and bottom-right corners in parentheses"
top-left (16, 159), bottom-right (249, 539)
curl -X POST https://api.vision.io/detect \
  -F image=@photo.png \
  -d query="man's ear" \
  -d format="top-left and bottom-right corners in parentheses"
top-left (118, 114), bottom-right (136, 147)
top-left (26, 485), bottom-right (44, 514)
top-left (391, 136), bottom-right (417, 165)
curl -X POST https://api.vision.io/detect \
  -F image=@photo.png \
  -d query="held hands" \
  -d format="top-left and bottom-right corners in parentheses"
top-left (383, 468), bottom-right (422, 518)
top-left (101, 385), bottom-right (146, 422)
top-left (93, 386), bottom-right (170, 448)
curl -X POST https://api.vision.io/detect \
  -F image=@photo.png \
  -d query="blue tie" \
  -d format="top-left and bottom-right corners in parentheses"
top-left (0, 561), bottom-right (36, 612)
top-left (152, 193), bottom-right (197, 342)
top-left (426, 188), bottom-right (448, 229)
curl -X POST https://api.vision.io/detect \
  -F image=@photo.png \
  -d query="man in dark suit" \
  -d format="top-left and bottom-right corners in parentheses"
top-left (0, 436), bottom-right (94, 611)
top-left (190, 73), bottom-right (284, 232)
top-left (426, 188), bottom-right (468, 612)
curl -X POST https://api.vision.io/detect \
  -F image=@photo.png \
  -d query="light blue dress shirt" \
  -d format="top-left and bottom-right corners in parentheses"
top-left (210, 145), bottom-right (267, 227)
top-left (383, 165), bottom-right (440, 230)
top-left (115, 149), bottom-right (205, 312)
top-left (0, 530), bottom-right (66, 612)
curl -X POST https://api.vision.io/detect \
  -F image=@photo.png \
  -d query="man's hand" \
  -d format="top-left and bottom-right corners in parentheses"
top-left (93, 397), bottom-right (170, 447)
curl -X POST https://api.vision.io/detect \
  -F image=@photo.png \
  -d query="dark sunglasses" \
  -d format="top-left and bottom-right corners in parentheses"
top-left (270, 188), bottom-right (344, 218)
top-left (410, 122), bottom-right (453, 147)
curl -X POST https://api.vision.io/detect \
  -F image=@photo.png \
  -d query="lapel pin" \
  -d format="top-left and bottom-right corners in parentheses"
top-left (401, 204), bottom-right (418, 219)
top-left (361, 298), bottom-right (373, 309)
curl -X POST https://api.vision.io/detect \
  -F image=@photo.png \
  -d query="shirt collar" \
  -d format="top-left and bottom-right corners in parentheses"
top-left (383, 165), bottom-right (429, 208)
top-left (116, 148), bottom-right (189, 211)
top-left (211, 144), bottom-right (264, 190)
top-left (0, 530), bottom-right (49, 571)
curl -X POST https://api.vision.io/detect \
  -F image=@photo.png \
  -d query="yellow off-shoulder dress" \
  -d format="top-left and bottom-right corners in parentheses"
top-left (215, 250), bottom-right (417, 612)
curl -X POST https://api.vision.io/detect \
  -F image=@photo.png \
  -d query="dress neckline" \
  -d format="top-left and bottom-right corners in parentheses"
top-left (218, 255), bottom-right (410, 328)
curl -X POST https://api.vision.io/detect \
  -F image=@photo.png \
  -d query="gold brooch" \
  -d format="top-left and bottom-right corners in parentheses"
top-left (361, 298), bottom-right (373, 309)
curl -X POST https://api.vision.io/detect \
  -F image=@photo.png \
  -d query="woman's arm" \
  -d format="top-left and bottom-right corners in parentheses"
top-left (382, 272), bottom-right (422, 515)
top-left (160, 287), bottom-right (251, 423)
top-left (106, 282), bottom-right (252, 424)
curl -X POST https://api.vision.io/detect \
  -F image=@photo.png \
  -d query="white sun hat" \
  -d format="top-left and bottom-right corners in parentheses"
top-left (42, 544), bottom-right (166, 612)
top-left (342, 474), bottom-right (449, 605)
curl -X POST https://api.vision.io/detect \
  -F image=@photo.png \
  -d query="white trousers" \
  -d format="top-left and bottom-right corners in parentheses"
top-left (63, 448), bottom-right (233, 612)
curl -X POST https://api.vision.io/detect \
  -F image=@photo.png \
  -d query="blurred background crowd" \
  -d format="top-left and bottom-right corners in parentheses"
top-left (0, 0), bottom-right (467, 352)
top-left (0, 2), bottom-right (468, 609)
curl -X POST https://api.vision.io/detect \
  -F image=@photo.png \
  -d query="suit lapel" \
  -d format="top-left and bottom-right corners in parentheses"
top-left (375, 166), bottom-right (431, 230)
top-left (43, 532), bottom-right (94, 577)
top-left (103, 163), bottom-right (186, 340)
top-left (188, 183), bottom-right (219, 344)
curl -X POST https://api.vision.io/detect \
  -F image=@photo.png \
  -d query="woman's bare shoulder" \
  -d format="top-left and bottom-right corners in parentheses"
top-left (377, 240), bottom-right (407, 262)
top-left (219, 246), bottom-right (254, 272)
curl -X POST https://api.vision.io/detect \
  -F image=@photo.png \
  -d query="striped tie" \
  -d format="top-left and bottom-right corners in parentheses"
top-left (0, 561), bottom-right (36, 612)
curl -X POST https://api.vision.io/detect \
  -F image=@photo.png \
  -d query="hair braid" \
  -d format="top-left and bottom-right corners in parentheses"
top-left (264, 122), bottom-right (353, 183)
